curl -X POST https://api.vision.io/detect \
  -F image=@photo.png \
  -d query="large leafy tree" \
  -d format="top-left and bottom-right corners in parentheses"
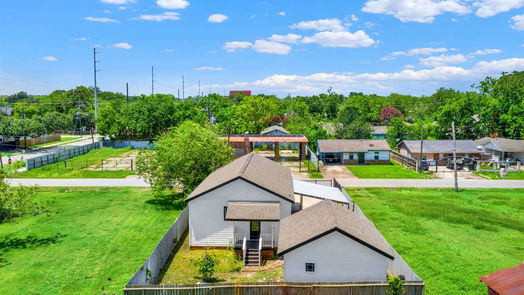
top-left (233, 95), bottom-right (281, 133)
top-left (136, 121), bottom-right (233, 195)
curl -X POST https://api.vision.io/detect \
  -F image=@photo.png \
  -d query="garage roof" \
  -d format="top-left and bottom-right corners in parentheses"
top-left (293, 180), bottom-right (349, 204)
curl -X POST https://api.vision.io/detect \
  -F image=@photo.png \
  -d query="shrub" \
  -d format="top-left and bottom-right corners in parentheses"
top-left (194, 252), bottom-right (217, 282)
top-left (387, 276), bottom-right (405, 295)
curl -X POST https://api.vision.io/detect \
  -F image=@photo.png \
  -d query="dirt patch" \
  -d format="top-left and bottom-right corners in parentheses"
top-left (84, 150), bottom-right (138, 171)
top-left (321, 165), bottom-right (357, 179)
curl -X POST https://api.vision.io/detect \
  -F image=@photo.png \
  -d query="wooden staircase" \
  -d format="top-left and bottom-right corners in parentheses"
top-left (245, 248), bottom-right (260, 266)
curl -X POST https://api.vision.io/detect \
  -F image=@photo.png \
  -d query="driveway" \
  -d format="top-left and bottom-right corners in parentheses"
top-left (320, 165), bottom-right (357, 179)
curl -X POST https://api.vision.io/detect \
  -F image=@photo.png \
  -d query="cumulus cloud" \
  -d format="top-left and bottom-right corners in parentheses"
top-left (471, 48), bottom-right (502, 56)
top-left (195, 66), bottom-right (224, 71)
top-left (139, 12), bottom-right (180, 21)
top-left (208, 14), bottom-right (228, 23)
top-left (362, 0), bottom-right (470, 23)
top-left (301, 30), bottom-right (376, 48)
top-left (252, 40), bottom-right (292, 55)
top-left (163, 49), bottom-right (175, 52)
top-left (156, 0), bottom-right (189, 9)
top-left (290, 18), bottom-right (346, 31)
top-left (42, 56), bottom-right (57, 62)
top-left (351, 14), bottom-right (359, 21)
top-left (268, 33), bottom-right (302, 44)
top-left (101, 0), bottom-right (135, 4)
top-left (278, 11), bottom-right (286, 16)
top-left (474, 0), bottom-right (524, 17)
top-left (73, 37), bottom-right (88, 41)
top-left (511, 14), bottom-right (524, 30)
top-left (84, 16), bottom-right (119, 23)
top-left (222, 41), bottom-right (252, 52)
top-left (419, 54), bottom-right (468, 67)
top-left (112, 42), bottom-right (132, 49)
top-left (382, 47), bottom-right (449, 60)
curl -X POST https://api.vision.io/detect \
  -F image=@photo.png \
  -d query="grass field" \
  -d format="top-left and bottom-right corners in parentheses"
top-left (161, 234), bottom-right (283, 284)
top-left (29, 136), bottom-right (82, 148)
top-left (346, 162), bottom-right (431, 179)
top-left (475, 171), bottom-right (524, 179)
top-left (0, 187), bottom-right (181, 295)
top-left (347, 188), bottom-right (524, 295)
top-left (16, 147), bottom-right (136, 178)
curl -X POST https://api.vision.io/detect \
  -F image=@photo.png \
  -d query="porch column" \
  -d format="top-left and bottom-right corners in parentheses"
top-left (274, 142), bottom-right (280, 162)
top-left (299, 142), bottom-right (306, 160)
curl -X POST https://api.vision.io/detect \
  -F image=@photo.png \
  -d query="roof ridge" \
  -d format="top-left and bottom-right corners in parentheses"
top-left (238, 152), bottom-right (255, 175)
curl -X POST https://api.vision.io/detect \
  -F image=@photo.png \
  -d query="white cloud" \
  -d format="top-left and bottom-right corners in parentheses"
top-left (208, 14), bottom-right (228, 23)
top-left (195, 66), bottom-right (224, 71)
top-left (101, 0), bottom-right (135, 4)
top-left (278, 11), bottom-right (286, 16)
top-left (301, 30), bottom-right (376, 48)
top-left (42, 56), bottom-right (57, 62)
top-left (112, 42), bottom-right (132, 49)
top-left (252, 40), bottom-right (292, 55)
top-left (511, 14), bottom-right (524, 30)
top-left (419, 54), bottom-right (468, 67)
top-left (382, 47), bottom-right (449, 60)
top-left (351, 14), bottom-right (359, 21)
top-left (362, 0), bottom-right (470, 23)
top-left (471, 48), bottom-right (502, 55)
top-left (474, 0), bottom-right (524, 17)
top-left (139, 12), bottom-right (180, 21)
top-left (223, 41), bottom-right (252, 52)
top-left (84, 16), bottom-right (119, 23)
top-left (163, 49), bottom-right (175, 52)
top-left (156, 0), bottom-right (189, 9)
top-left (73, 37), bottom-right (88, 41)
top-left (290, 18), bottom-right (346, 31)
top-left (268, 33), bottom-right (302, 44)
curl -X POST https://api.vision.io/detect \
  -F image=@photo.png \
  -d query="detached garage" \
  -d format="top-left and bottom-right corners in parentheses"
top-left (317, 139), bottom-right (391, 165)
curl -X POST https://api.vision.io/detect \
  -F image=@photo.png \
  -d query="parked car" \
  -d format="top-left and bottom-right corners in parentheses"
top-left (446, 157), bottom-right (464, 170)
top-left (420, 160), bottom-right (430, 171)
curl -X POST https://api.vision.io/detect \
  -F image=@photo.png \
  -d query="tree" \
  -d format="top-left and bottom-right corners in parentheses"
top-left (194, 252), bottom-right (217, 282)
top-left (336, 121), bottom-right (373, 139)
top-left (386, 276), bottom-right (405, 295)
top-left (6, 91), bottom-right (29, 103)
top-left (0, 171), bottom-right (45, 222)
top-left (234, 96), bottom-right (281, 133)
top-left (379, 107), bottom-right (403, 124)
top-left (136, 121), bottom-right (233, 195)
top-left (386, 118), bottom-right (409, 148)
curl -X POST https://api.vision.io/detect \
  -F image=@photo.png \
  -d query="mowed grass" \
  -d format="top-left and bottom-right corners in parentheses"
top-left (346, 188), bottom-right (524, 295)
top-left (0, 187), bottom-right (181, 295)
top-left (16, 147), bottom-right (136, 178)
top-left (161, 234), bottom-right (283, 284)
top-left (346, 162), bottom-right (431, 179)
top-left (475, 171), bottom-right (524, 180)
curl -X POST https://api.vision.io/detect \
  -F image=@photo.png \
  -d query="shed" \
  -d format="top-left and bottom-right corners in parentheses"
top-left (479, 263), bottom-right (524, 295)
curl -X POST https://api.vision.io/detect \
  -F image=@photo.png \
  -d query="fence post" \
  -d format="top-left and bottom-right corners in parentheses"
top-left (101, 160), bottom-right (104, 171)
top-left (131, 159), bottom-right (134, 171)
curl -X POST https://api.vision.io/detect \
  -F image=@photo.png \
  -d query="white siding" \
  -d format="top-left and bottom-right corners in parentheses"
top-left (364, 151), bottom-right (390, 161)
top-left (283, 231), bottom-right (389, 282)
top-left (188, 179), bottom-right (292, 247)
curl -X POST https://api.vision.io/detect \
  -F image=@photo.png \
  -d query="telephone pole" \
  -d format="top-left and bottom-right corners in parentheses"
top-left (93, 48), bottom-right (100, 132)
top-left (198, 80), bottom-right (201, 99)
top-left (452, 121), bottom-right (458, 192)
top-left (151, 66), bottom-right (155, 97)
top-left (126, 82), bottom-right (129, 103)
top-left (182, 75), bottom-right (185, 99)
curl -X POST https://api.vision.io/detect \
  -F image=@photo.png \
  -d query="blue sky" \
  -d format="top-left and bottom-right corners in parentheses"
top-left (1, 0), bottom-right (523, 97)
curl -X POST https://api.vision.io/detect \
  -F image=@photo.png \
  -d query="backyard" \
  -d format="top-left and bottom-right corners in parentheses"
top-left (347, 188), bottom-right (524, 295)
top-left (0, 187), bottom-right (181, 295)
top-left (346, 162), bottom-right (431, 179)
top-left (160, 234), bottom-right (283, 284)
top-left (15, 147), bottom-right (137, 178)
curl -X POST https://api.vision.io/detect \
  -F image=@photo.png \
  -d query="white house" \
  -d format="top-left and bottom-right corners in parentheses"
top-left (317, 139), bottom-right (391, 165)
top-left (476, 137), bottom-right (524, 162)
top-left (278, 200), bottom-right (394, 282)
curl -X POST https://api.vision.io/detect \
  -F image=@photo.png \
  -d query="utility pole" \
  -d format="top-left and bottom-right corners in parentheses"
top-left (198, 80), bottom-right (201, 99)
top-left (93, 48), bottom-right (100, 132)
top-left (452, 121), bottom-right (458, 192)
top-left (126, 82), bottom-right (129, 104)
top-left (151, 66), bottom-right (155, 97)
top-left (177, 88), bottom-right (180, 100)
top-left (182, 75), bottom-right (185, 99)
top-left (417, 126), bottom-right (424, 173)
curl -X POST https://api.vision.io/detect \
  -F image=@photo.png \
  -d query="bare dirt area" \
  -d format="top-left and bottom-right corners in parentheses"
top-left (431, 166), bottom-right (485, 180)
top-left (85, 150), bottom-right (138, 171)
top-left (321, 165), bottom-right (357, 179)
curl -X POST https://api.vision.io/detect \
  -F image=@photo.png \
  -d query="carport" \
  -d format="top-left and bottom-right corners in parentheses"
top-left (222, 134), bottom-right (309, 161)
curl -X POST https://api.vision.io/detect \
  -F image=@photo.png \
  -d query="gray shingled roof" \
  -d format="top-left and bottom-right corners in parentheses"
top-left (478, 137), bottom-right (524, 152)
top-left (401, 140), bottom-right (481, 154)
top-left (186, 152), bottom-right (294, 202)
top-left (372, 126), bottom-right (388, 135)
top-left (225, 201), bottom-right (280, 221)
top-left (278, 200), bottom-right (394, 259)
top-left (318, 139), bottom-right (391, 153)
top-left (261, 125), bottom-right (289, 135)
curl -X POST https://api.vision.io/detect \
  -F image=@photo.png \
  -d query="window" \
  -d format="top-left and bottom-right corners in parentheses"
top-left (349, 153), bottom-right (354, 160)
top-left (374, 152), bottom-right (379, 160)
top-left (223, 206), bottom-right (228, 220)
top-left (305, 262), bottom-right (315, 272)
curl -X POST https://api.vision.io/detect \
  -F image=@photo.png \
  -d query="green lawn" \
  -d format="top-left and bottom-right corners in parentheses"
top-left (29, 136), bottom-right (83, 148)
top-left (15, 147), bottom-right (136, 178)
top-left (346, 162), bottom-right (430, 179)
top-left (475, 171), bottom-right (524, 179)
top-left (0, 187), bottom-right (182, 295)
top-left (347, 188), bottom-right (524, 295)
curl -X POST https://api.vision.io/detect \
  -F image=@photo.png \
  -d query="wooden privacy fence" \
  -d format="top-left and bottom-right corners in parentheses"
top-left (19, 135), bottom-right (61, 148)
top-left (390, 151), bottom-right (416, 169)
top-left (124, 282), bottom-right (425, 295)
top-left (26, 142), bottom-right (102, 170)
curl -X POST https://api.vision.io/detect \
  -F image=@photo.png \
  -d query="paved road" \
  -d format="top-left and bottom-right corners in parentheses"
top-left (336, 178), bottom-right (524, 189)
top-left (6, 177), bottom-right (524, 189)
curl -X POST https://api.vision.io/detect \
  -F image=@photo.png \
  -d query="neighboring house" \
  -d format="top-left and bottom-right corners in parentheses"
top-left (255, 125), bottom-right (294, 149)
top-left (317, 139), bottom-right (391, 165)
top-left (261, 125), bottom-right (289, 136)
top-left (398, 140), bottom-right (485, 165)
top-left (372, 126), bottom-right (388, 139)
top-left (278, 200), bottom-right (394, 282)
top-left (229, 90), bottom-right (252, 96)
top-left (476, 137), bottom-right (524, 162)
top-left (479, 263), bottom-right (524, 295)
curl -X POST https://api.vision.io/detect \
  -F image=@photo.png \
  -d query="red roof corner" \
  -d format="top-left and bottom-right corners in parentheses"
top-left (479, 263), bottom-right (524, 295)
